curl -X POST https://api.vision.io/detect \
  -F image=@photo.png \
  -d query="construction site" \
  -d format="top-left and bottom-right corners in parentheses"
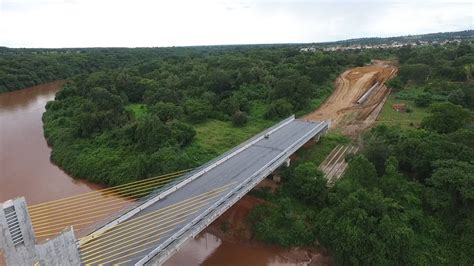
top-left (306, 60), bottom-right (398, 183)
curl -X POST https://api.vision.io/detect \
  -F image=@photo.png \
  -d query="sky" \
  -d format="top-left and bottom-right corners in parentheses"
top-left (0, 0), bottom-right (473, 48)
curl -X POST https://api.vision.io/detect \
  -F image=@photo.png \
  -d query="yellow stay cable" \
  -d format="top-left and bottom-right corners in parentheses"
top-left (30, 175), bottom-right (177, 220)
top-left (78, 186), bottom-right (230, 250)
top-left (31, 180), bottom-right (175, 228)
top-left (78, 183), bottom-right (234, 248)
top-left (84, 227), bottom-right (174, 265)
top-left (32, 184), bottom-right (217, 233)
top-left (29, 174), bottom-right (177, 216)
top-left (80, 193), bottom-right (225, 263)
top-left (80, 208), bottom-right (200, 261)
top-left (33, 204), bottom-right (132, 233)
top-left (81, 219), bottom-right (182, 265)
top-left (28, 168), bottom-right (192, 210)
top-left (28, 171), bottom-right (187, 214)
top-left (36, 189), bottom-right (215, 239)
top-left (35, 188), bottom-right (213, 238)
top-left (35, 220), bottom-right (98, 238)
top-left (79, 194), bottom-right (218, 255)
top-left (93, 186), bottom-right (234, 264)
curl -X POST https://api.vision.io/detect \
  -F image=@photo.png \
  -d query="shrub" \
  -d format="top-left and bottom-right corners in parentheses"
top-left (231, 110), bottom-right (248, 127)
top-left (414, 92), bottom-right (432, 107)
top-left (265, 99), bottom-right (293, 119)
top-left (421, 102), bottom-right (471, 134)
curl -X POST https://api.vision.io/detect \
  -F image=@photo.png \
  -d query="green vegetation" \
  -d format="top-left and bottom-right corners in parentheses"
top-left (296, 133), bottom-right (350, 165)
top-left (2, 35), bottom-right (473, 264)
top-left (377, 95), bottom-right (429, 128)
top-left (250, 42), bottom-right (474, 265)
top-left (251, 117), bottom-right (473, 264)
top-left (316, 30), bottom-right (473, 48)
top-left (125, 104), bottom-right (147, 119)
top-left (34, 46), bottom-right (376, 185)
top-left (377, 41), bottom-right (474, 129)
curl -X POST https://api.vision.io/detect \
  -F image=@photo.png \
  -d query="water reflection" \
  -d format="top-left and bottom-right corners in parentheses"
top-left (166, 232), bottom-right (310, 266)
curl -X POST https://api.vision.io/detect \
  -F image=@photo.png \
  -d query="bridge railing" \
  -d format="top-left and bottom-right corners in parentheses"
top-left (143, 115), bottom-right (297, 202)
top-left (78, 115), bottom-right (296, 246)
top-left (138, 120), bottom-right (329, 265)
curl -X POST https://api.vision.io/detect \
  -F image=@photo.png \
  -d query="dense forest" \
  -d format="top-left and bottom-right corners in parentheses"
top-left (249, 42), bottom-right (474, 264)
top-left (1, 35), bottom-right (473, 264)
top-left (38, 47), bottom-right (374, 185)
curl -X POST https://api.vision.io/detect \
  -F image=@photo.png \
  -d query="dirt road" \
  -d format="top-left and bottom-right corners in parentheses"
top-left (305, 60), bottom-right (397, 138)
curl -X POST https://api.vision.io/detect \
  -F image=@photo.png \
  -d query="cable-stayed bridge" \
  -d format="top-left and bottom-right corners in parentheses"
top-left (0, 116), bottom-right (328, 265)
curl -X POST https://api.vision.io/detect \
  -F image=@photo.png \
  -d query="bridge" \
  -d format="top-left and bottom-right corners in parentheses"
top-left (0, 116), bottom-right (328, 265)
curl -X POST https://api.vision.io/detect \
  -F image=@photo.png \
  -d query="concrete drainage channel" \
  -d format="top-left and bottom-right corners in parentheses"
top-left (319, 145), bottom-right (359, 185)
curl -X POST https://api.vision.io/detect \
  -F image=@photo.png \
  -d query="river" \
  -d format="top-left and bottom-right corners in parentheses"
top-left (0, 81), bottom-right (320, 265)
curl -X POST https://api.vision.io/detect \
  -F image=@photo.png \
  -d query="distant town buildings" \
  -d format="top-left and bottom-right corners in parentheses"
top-left (300, 39), bottom-right (463, 52)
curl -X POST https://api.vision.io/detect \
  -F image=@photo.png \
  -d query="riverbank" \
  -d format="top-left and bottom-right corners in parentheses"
top-left (0, 81), bottom-right (104, 204)
top-left (0, 82), bottom-right (331, 265)
top-left (199, 194), bottom-right (333, 266)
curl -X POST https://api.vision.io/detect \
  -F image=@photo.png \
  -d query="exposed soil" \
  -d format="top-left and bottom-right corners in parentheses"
top-left (191, 60), bottom-right (397, 265)
top-left (206, 195), bottom-right (264, 243)
top-left (203, 194), bottom-right (333, 265)
top-left (304, 60), bottom-right (397, 139)
top-left (0, 61), bottom-right (395, 265)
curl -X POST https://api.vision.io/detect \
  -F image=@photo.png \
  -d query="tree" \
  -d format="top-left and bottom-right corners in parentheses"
top-left (425, 160), bottom-right (474, 218)
top-left (399, 64), bottom-right (431, 83)
top-left (363, 136), bottom-right (391, 176)
top-left (270, 75), bottom-right (313, 110)
top-left (421, 102), bottom-right (471, 134)
top-left (414, 92), bottom-right (432, 107)
top-left (344, 155), bottom-right (378, 187)
top-left (150, 102), bottom-right (183, 123)
top-left (315, 188), bottom-right (417, 265)
top-left (265, 99), bottom-right (293, 119)
top-left (134, 115), bottom-right (170, 151)
top-left (184, 98), bottom-right (212, 123)
top-left (447, 89), bottom-right (466, 106)
top-left (386, 77), bottom-right (403, 90)
top-left (219, 94), bottom-right (250, 116)
top-left (88, 87), bottom-right (123, 111)
top-left (169, 121), bottom-right (196, 147)
top-left (231, 110), bottom-right (248, 127)
top-left (289, 163), bottom-right (327, 205)
top-left (424, 160), bottom-right (474, 262)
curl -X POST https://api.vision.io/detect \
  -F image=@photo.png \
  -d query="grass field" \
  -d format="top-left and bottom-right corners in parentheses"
top-left (376, 94), bottom-right (429, 128)
top-left (125, 95), bottom-right (334, 166)
top-left (193, 118), bottom-right (274, 155)
top-left (183, 101), bottom-right (277, 164)
top-left (191, 91), bottom-right (335, 161)
top-left (295, 133), bottom-right (350, 166)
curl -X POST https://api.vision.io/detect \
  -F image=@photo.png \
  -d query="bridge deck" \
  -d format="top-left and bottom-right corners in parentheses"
top-left (79, 117), bottom-right (328, 265)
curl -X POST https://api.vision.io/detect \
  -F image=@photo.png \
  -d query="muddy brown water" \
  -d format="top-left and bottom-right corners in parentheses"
top-left (0, 81), bottom-right (104, 204)
top-left (0, 81), bottom-right (304, 265)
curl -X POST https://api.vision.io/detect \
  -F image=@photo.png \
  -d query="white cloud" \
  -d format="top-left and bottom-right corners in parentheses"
top-left (0, 0), bottom-right (472, 48)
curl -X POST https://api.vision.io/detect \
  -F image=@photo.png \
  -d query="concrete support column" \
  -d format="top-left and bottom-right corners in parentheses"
top-left (285, 158), bottom-right (291, 167)
top-left (0, 198), bottom-right (37, 266)
top-left (1, 198), bottom-right (81, 266)
top-left (313, 134), bottom-right (321, 142)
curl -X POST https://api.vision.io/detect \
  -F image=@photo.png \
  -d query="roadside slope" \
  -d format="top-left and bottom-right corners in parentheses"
top-left (305, 60), bottom-right (397, 138)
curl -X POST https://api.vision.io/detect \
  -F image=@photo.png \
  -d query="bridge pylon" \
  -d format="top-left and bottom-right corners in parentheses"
top-left (0, 197), bottom-right (81, 265)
